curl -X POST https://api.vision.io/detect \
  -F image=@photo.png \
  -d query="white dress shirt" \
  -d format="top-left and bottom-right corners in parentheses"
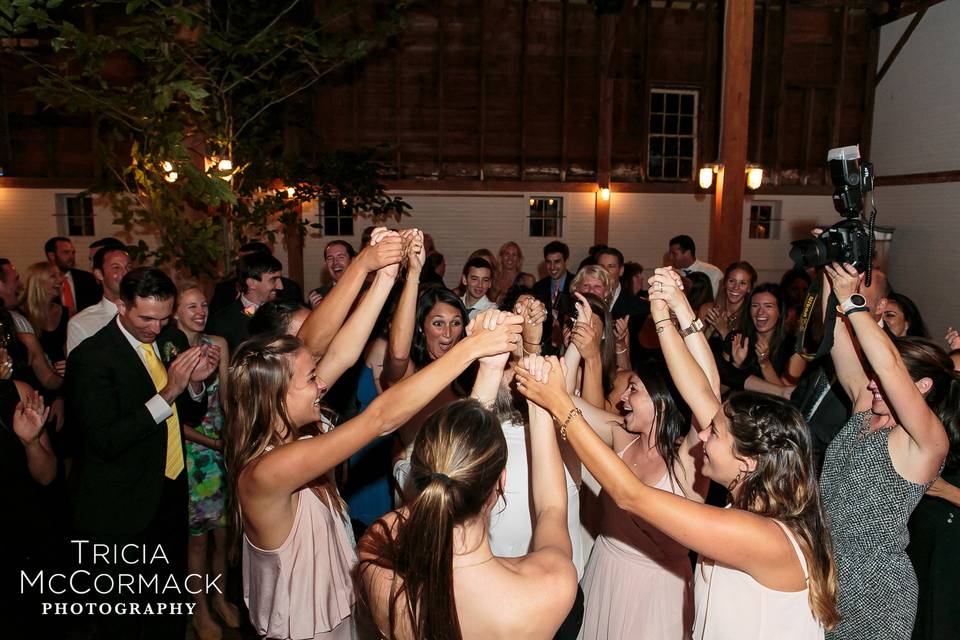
top-left (66, 296), bottom-right (118, 356)
top-left (685, 259), bottom-right (724, 297)
top-left (461, 293), bottom-right (497, 320)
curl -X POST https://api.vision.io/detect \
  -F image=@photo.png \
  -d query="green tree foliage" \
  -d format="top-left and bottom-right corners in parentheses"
top-left (1, 0), bottom-right (411, 276)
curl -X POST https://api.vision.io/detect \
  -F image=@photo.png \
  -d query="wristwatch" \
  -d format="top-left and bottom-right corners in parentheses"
top-left (840, 294), bottom-right (867, 315)
top-left (679, 318), bottom-right (705, 337)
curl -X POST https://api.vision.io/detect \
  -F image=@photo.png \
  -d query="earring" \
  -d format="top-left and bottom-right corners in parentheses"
top-left (728, 470), bottom-right (744, 492)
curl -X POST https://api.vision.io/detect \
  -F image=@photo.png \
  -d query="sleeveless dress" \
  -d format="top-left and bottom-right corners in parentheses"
top-left (820, 411), bottom-right (936, 640)
top-left (578, 436), bottom-right (693, 640)
top-left (243, 486), bottom-right (356, 640)
top-left (186, 335), bottom-right (227, 535)
top-left (693, 519), bottom-right (823, 639)
top-left (488, 418), bottom-right (584, 578)
top-left (342, 364), bottom-right (393, 528)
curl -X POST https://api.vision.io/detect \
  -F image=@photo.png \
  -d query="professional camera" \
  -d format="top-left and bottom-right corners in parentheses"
top-left (789, 145), bottom-right (875, 274)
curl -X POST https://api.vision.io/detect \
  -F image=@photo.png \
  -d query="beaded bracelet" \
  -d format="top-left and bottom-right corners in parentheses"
top-left (557, 407), bottom-right (584, 440)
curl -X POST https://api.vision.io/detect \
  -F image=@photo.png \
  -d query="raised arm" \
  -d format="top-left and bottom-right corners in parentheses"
top-left (515, 363), bottom-right (799, 586)
top-left (519, 357), bottom-right (572, 561)
top-left (315, 265), bottom-right (399, 393)
top-left (647, 268), bottom-right (721, 428)
top-left (469, 310), bottom-right (516, 407)
top-left (246, 314), bottom-right (524, 499)
top-left (298, 228), bottom-right (404, 357)
top-left (381, 231), bottom-right (426, 388)
top-left (568, 293), bottom-right (605, 408)
top-left (826, 263), bottom-right (948, 469)
top-left (12, 383), bottom-right (56, 485)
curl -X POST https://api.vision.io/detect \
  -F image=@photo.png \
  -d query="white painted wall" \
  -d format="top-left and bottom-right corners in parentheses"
top-left (869, 1), bottom-right (960, 338)
top-left (1, 186), bottom-right (836, 296)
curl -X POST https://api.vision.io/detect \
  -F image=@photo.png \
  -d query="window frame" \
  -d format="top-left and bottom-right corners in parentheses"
top-left (527, 195), bottom-right (564, 238)
top-left (55, 193), bottom-right (96, 237)
top-left (647, 87), bottom-right (699, 182)
top-left (320, 197), bottom-right (355, 237)
top-left (746, 200), bottom-right (782, 240)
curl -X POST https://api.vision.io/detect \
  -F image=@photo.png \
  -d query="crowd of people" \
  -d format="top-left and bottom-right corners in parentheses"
top-left (2, 229), bottom-right (959, 640)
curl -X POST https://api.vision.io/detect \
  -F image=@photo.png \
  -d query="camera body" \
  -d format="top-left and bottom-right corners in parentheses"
top-left (789, 145), bottom-right (875, 273)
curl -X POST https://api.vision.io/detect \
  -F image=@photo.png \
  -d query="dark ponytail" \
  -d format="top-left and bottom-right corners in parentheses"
top-left (895, 337), bottom-right (960, 472)
top-left (357, 399), bottom-right (508, 640)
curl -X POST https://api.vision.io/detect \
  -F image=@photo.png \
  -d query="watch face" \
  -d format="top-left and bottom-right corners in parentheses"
top-left (851, 294), bottom-right (866, 306)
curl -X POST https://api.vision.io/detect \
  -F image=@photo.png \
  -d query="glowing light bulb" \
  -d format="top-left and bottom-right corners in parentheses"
top-left (699, 167), bottom-right (714, 189)
top-left (164, 171), bottom-right (178, 183)
top-left (162, 161), bottom-right (173, 173)
top-left (218, 158), bottom-right (233, 172)
top-left (599, 187), bottom-right (610, 201)
top-left (746, 166), bottom-right (763, 190)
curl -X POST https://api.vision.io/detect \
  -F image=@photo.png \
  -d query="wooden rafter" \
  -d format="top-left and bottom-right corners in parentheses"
top-left (875, 7), bottom-right (926, 86)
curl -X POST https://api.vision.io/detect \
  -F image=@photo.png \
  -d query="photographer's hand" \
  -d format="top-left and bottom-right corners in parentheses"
top-left (824, 262), bottom-right (862, 303)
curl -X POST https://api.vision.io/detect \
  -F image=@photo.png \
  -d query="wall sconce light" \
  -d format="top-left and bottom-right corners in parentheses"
top-left (746, 164), bottom-right (763, 190)
top-left (528, 198), bottom-right (535, 206)
top-left (699, 163), bottom-right (720, 189)
top-left (599, 187), bottom-right (611, 201)
top-left (285, 186), bottom-right (296, 198)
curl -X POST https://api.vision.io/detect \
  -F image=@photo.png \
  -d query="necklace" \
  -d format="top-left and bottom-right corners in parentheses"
top-left (452, 554), bottom-right (495, 570)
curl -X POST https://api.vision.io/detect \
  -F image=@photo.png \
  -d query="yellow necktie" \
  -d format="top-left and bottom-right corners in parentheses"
top-left (140, 344), bottom-right (185, 479)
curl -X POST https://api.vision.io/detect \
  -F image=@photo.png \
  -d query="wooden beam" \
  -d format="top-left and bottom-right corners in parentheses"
top-left (639, 1), bottom-right (653, 178)
top-left (395, 45), bottom-right (403, 178)
top-left (802, 88), bottom-right (815, 176)
top-left (0, 64), bottom-right (12, 175)
top-left (831, 4), bottom-right (849, 148)
top-left (709, 0), bottom-right (755, 268)
top-left (860, 11), bottom-right (880, 160)
top-left (519, 0), bottom-right (529, 179)
top-left (284, 203), bottom-right (305, 289)
top-left (875, 169), bottom-right (960, 186)
top-left (479, 0), bottom-right (486, 180)
top-left (875, 0), bottom-right (945, 26)
top-left (437, 8), bottom-right (445, 177)
top-left (381, 178), bottom-right (834, 196)
top-left (560, 0), bottom-right (569, 182)
top-left (875, 7), bottom-right (926, 86)
top-left (753, 1), bottom-right (770, 163)
top-left (773, 2), bottom-right (788, 183)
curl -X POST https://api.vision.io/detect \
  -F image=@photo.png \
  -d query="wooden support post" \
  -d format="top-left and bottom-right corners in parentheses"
top-left (284, 203), bottom-right (305, 289)
top-left (519, 0), bottom-right (528, 179)
top-left (709, 0), bottom-right (755, 268)
top-left (831, 4), bottom-right (849, 149)
top-left (437, 7), bottom-right (445, 177)
top-left (594, 10), bottom-right (617, 246)
top-left (560, 0), bottom-right (569, 182)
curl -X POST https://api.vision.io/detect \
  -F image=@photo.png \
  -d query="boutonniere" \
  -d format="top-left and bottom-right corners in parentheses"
top-left (242, 304), bottom-right (257, 317)
top-left (162, 341), bottom-right (179, 363)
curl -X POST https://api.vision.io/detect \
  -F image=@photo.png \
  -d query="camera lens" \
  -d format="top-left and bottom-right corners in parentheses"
top-left (789, 239), bottom-right (829, 269)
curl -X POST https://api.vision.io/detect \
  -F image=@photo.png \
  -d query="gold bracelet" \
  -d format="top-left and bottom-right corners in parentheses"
top-left (556, 407), bottom-right (583, 440)
top-left (654, 318), bottom-right (673, 325)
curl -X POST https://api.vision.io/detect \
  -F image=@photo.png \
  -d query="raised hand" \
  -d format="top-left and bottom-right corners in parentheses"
top-left (402, 228), bottom-right (426, 275)
top-left (360, 229), bottom-right (404, 273)
top-left (647, 267), bottom-right (687, 312)
top-left (946, 327), bottom-right (960, 351)
top-left (571, 318), bottom-right (601, 360)
top-left (307, 290), bottom-right (323, 309)
top-left (706, 307), bottom-right (732, 338)
top-left (731, 333), bottom-right (750, 367)
top-left (515, 294), bottom-right (545, 354)
top-left (824, 262), bottom-right (862, 303)
top-left (572, 292), bottom-right (594, 327)
top-left (514, 355), bottom-right (569, 415)
top-left (464, 310), bottom-right (523, 360)
top-left (14, 389), bottom-right (49, 444)
top-left (191, 342), bottom-right (221, 383)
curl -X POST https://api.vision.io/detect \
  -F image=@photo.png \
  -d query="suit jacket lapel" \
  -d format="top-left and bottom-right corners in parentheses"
top-left (103, 320), bottom-right (159, 395)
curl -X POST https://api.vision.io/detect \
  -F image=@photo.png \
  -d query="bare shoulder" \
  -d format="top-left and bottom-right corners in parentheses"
top-left (207, 334), bottom-right (228, 352)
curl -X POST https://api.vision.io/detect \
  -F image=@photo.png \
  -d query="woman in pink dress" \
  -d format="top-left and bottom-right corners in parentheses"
top-left (561, 298), bottom-right (710, 639)
top-left (226, 289), bottom-right (522, 639)
top-left (517, 267), bottom-right (839, 639)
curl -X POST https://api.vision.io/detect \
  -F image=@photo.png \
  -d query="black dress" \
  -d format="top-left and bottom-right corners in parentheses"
top-left (907, 469), bottom-right (960, 640)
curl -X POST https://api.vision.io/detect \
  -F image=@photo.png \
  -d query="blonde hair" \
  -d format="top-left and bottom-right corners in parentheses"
top-left (571, 265), bottom-right (613, 303)
top-left (498, 241), bottom-right (524, 266)
top-left (19, 261), bottom-right (59, 333)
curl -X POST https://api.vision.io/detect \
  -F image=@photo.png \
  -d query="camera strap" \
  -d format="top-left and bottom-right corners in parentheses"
top-left (794, 276), bottom-right (838, 362)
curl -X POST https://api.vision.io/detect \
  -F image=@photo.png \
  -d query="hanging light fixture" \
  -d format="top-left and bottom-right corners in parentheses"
top-left (698, 163), bottom-right (720, 189)
top-left (746, 164), bottom-right (764, 190)
top-left (599, 187), bottom-right (611, 201)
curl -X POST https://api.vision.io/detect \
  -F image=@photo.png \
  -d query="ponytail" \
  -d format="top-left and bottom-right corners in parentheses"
top-left (356, 399), bottom-right (507, 640)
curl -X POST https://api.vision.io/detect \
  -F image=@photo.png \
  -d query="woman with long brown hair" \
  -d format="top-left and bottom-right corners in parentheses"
top-left (225, 309), bottom-right (521, 640)
top-left (517, 267), bottom-right (838, 638)
top-left (357, 352), bottom-right (578, 640)
top-left (699, 261), bottom-right (757, 343)
top-left (821, 263), bottom-right (956, 640)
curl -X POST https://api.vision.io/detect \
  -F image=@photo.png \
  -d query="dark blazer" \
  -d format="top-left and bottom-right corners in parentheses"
top-left (209, 276), bottom-right (304, 313)
top-left (532, 271), bottom-right (574, 354)
top-left (66, 320), bottom-right (202, 535)
top-left (207, 297), bottom-right (251, 354)
top-left (67, 268), bottom-right (101, 312)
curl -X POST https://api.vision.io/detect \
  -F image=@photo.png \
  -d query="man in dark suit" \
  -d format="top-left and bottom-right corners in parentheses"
top-left (596, 246), bottom-right (651, 369)
top-left (45, 236), bottom-right (101, 314)
top-left (208, 252), bottom-right (285, 353)
top-left (209, 241), bottom-right (303, 313)
top-left (66, 267), bottom-right (218, 638)
top-left (532, 241), bottom-right (575, 355)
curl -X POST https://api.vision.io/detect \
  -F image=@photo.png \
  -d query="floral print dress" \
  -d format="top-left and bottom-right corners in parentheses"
top-left (186, 335), bottom-right (227, 535)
